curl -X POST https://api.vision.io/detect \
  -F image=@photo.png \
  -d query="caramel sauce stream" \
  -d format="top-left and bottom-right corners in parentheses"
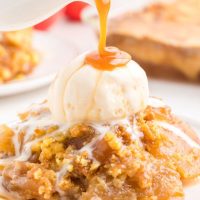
top-left (85, 0), bottom-right (131, 70)
top-left (95, 0), bottom-right (110, 55)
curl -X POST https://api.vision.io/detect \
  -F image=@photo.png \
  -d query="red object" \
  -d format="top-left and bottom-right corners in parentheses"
top-left (64, 2), bottom-right (89, 21)
top-left (34, 11), bottom-right (62, 30)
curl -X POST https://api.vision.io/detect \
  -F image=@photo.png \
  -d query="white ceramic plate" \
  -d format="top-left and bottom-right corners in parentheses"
top-left (185, 178), bottom-right (200, 200)
top-left (149, 80), bottom-right (200, 121)
top-left (0, 31), bottom-right (78, 97)
top-left (183, 117), bottom-right (200, 199)
top-left (184, 114), bottom-right (200, 200)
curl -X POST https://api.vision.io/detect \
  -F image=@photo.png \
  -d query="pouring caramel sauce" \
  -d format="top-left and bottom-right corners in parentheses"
top-left (85, 0), bottom-right (131, 71)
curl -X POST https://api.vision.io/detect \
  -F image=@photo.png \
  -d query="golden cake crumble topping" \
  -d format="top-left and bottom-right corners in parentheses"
top-left (0, 98), bottom-right (199, 200)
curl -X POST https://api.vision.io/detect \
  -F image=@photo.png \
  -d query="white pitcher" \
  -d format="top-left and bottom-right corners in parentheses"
top-left (0, 0), bottom-right (151, 31)
top-left (0, 0), bottom-right (93, 31)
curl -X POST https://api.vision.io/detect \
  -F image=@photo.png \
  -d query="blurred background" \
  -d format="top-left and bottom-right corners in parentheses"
top-left (0, 0), bottom-right (199, 128)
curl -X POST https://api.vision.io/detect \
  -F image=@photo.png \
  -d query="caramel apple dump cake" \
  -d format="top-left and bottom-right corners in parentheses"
top-left (0, 28), bottom-right (39, 83)
top-left (107, 0), bottom-right (200, 81)
top-left (0, 98), bottom-right (200, 200)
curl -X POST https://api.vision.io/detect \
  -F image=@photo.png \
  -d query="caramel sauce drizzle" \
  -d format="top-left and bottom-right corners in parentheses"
top-left (85, 0), bottom-right (131, 71)
top-left (95, 0), bottom-right (110, 55)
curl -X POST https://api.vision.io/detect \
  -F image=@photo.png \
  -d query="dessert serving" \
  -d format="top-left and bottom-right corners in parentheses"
top-left (107, 0), bottom-right (200, 81)
top-left (0, 28), bottom-right (39, 83)
top-left (0, 0), bottom-right (200, 199)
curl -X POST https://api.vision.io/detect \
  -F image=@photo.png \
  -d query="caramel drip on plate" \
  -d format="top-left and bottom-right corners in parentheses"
top-left (85, 0), bottom-right (131, 70)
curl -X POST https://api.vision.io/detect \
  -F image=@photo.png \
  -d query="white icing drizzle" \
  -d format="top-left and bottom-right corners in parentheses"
top-left (56, 163), bottom-right (71, 198)
top-left (148, 97), bottom-right (166, 108)
top-left (79, 119), bottom-right (141, 158)
top-left (22, 101), bottom-right (48, 115)
top-left (148, 97), bottom-right (200, 149)
top-left (0, 157), bottom-right (15, 166)
top-left (0, 177), bottom-right (20, 200)
top-left (12, 126), bottom-right (20, 157)
top-left (8, 108), bottom-right (70, 163)
top-left (79, 123), bottom-right (109, 158)
top-left (57, 164), bottom-right (70, 184)
top-left (157, 121), bottom-right (200, 149)
top-left (111, 118), bottom-right (140, 140)
top-left (133, 117), bottom-right (144, 139)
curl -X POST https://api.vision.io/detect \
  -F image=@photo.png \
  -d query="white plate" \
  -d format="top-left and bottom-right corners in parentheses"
top-left (184, 115), bottom-right (200, 200)
top-left (149, 80), bottom-right (200, 121)
top-left (185, 178), bottom-right (200, 200)
top-left (0, 31), bottom-right (78, 97)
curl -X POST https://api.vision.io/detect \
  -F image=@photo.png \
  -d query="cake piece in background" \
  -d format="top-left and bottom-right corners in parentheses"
top-left (107, 0), bottom-right (200, 81)
top-left (0, 28), bottom-right (39, 83)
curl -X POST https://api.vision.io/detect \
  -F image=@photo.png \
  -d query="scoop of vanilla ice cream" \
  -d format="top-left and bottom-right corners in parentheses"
top-left (48, 53), bottom-right (149, 123)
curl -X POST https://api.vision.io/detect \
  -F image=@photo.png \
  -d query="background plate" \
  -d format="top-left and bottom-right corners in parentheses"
top-left (0, 31), bottom-right (78, 97)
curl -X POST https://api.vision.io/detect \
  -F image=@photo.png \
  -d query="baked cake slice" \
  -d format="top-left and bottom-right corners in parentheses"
top-left (108, 0), bottom-right (200, 80)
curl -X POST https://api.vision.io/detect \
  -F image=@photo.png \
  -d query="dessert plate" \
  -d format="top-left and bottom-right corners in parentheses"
top-left (0, 31), bottom-right (78, 97)
top-left (185, 177), bottom-right (200, 200)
